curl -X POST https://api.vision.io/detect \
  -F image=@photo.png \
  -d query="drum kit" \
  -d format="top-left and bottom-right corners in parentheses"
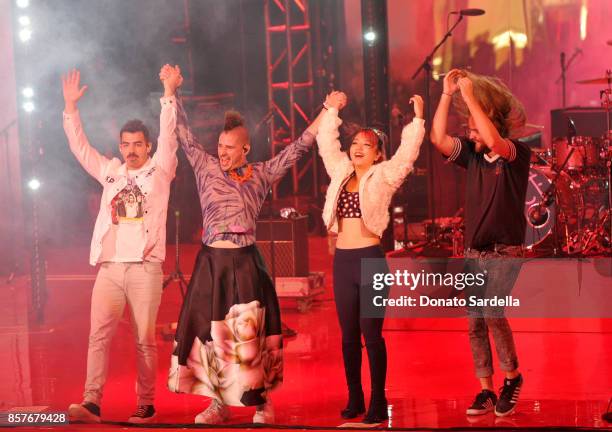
top-left (408, 71), bottom-right (611, 258)
top-left (524, 70), bottom-right (612, 256)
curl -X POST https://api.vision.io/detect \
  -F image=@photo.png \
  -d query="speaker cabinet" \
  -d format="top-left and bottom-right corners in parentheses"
top-left (256, 216), bottom-right (309, 277)
top-left (551, 107), bottom-right (612, 138)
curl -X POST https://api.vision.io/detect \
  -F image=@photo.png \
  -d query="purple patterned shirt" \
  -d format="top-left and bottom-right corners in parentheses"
top-left (175, 97), bottom-right (315, 246)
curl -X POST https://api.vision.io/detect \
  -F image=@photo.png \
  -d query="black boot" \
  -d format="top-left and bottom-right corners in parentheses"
top-left (340, 341), bottom-right (365, 419)
top-left (363, 339), bottom-right (388, 424)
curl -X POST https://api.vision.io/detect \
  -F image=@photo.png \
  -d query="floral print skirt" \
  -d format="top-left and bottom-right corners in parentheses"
top-left (168, 244), bottom-right (283, 407)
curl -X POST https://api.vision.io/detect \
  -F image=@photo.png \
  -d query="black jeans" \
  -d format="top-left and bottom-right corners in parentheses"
top-left (333, 245), bottom-right (388, 403)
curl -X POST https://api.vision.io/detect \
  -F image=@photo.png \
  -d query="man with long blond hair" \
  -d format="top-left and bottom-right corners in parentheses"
top-left (430, 69), bottom-right (530, 417)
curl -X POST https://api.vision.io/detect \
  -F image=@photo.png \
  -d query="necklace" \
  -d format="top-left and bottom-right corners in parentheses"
top-left (228, 164), bottom-right (253, 183)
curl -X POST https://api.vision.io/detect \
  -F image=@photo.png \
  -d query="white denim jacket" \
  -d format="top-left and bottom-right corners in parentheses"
top-left (317, 107), bottom-right (425, 237)
top-left (62, 96), bottom-right (178, 265)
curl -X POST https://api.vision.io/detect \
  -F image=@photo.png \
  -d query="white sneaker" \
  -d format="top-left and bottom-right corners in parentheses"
top-left (195, 399), bottom-right (230, 424)
top-left (253, 400), bottom-right (274, 424)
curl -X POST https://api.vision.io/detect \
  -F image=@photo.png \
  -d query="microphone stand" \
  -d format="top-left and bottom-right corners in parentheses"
top-left (556, 49), bottom-right (582, 108)
top-left (411, 13), bottom-right (466, 247)
top-left (261, 113), bottom-right (297, 338)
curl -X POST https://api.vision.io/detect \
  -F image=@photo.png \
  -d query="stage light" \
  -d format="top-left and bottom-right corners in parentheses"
top-left (28, 178), bottom-right (41, 191)
top-left (18, 15), bottom-right (31, 26)
top-left (491, 30), bottom-right (527, 50)
top-left (23, 101), bottom-right (35, 112)
top-left (16, 0), bottom-right (29, 8)
top-left (580, 3), bottom-right (588, 40)
top-left (430, 58), bottom-right (443, 81)
top-left (19, 27), bottom-right (32, 42)
top-left (364, 30), bottom-right (377, 43)
top-left (22, 87), bottom-right (34, 98)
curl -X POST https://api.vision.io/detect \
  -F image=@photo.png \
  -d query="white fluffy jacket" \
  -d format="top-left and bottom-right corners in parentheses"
top-left (317, 107), bottom-right (425, 237)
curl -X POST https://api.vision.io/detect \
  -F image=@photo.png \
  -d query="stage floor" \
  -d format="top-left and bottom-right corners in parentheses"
top-left (1, 237), bottom-right (611, 430)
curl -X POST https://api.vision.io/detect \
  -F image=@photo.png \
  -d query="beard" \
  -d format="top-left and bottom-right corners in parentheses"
top-left (474, 141), bottom-right (490, 153)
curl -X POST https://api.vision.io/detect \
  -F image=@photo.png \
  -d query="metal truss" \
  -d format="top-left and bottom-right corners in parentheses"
top-left (264, 0), bottom-right (316, 198)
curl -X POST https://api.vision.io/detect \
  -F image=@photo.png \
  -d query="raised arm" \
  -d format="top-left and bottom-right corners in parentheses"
top-left (315, 91), bottom-right (350, 177)
top-left (153, 64), bottom-right (180, 178)
top-left (430, 69), bottom-right (462, 157)
top-left (303, 91), bottom-right (344, 137)
top-left (380, 95), bottom-right (425, 189)
top-left (62, 69), bottom-right (111, 184)
top-left (262, 93), bottom-right (344, 184)
top-left (263, 129), bottom-right (316, 185)
top-left (159, 65), bottom-right (213, 174)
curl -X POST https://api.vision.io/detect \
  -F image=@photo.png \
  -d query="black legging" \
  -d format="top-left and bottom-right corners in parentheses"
top-left (333, 245), bottom-right (388, 405)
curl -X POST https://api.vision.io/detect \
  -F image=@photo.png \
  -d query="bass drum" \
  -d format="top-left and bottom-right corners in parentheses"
top-left (523, 166), bottom-right (583, 250)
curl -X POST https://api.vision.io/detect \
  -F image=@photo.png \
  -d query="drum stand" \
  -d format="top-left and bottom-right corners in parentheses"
top-left (557, 70), bottom-right (612, 256)
top-left (586, 153), bottom-right (612, 255)
top-left (161, 210), bottom-right (188, 341)
top-left (163, 210), bottom-right (188, 296)
top-left (571, 81), bottom-right (612, 255)
top-left (608, 156), bottom-right (612, 255)
top-left (601, 83), bottom-right (612, 255)
top-left (529, 139), bottom-right (577, 255)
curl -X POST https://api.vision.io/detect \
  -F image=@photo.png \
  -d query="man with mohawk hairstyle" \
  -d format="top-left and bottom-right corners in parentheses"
top-left (160, 65), bottom-right (343, 424)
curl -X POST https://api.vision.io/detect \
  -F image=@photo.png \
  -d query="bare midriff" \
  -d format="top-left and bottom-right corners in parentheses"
top-left (335, 174), bottom-right (380, 249)
top-left (209, 240), bottom-right (241, 248)
top-left (335, 217), bottom-right (380, 249)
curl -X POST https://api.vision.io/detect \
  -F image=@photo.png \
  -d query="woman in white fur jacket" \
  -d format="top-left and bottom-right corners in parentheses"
top-left (317, 91), bottom-right (425, 424)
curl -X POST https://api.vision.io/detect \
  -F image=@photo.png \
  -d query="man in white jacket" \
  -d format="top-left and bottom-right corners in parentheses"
top-left (62, 67), bottom-right (181, 424)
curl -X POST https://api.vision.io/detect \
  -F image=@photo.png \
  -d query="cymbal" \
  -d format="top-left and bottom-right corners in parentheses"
top-left (577, 71), bottom-right (612, 84)
top-left (577, 77), bottom-right (612, 84)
